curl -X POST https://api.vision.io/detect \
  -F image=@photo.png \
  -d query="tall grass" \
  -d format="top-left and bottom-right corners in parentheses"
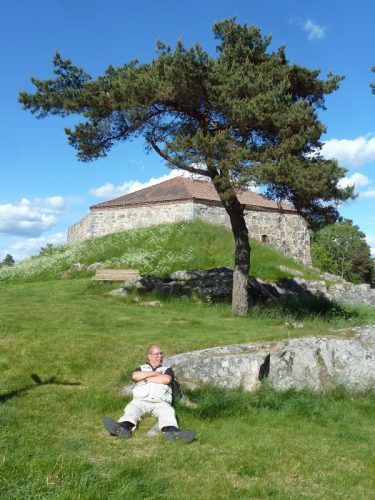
top-left (0, 220), bottom-right (320, 283)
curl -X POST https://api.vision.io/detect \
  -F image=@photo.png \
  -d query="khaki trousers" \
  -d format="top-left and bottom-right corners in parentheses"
top-left (119, 399), bottom-right (178, 430)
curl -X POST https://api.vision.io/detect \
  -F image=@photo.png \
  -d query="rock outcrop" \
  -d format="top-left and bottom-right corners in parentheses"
top-left (124, 267), bottom-right (279, 304)
top-left (121, 267), bottom-right (375, 306)
top-left (164, 325), bottom-right (375, 393)
top-left (276, 274), bottom-right (375, 307)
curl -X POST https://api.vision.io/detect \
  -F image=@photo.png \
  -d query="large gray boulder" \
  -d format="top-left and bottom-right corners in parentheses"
top-left (121, 267), bottom-right (375, 306)
top-left (166, 346), bottom-right (271, 391)
top-left (124, 267), bottom-right (279, 303)
top-left (165, 325), bottom-right (375, 393)
top-left (276, 276), bottom-right (375, 306)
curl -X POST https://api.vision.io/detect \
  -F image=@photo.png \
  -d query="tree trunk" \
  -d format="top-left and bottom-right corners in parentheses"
top-left (211, 179), bottom-right (251, 315)
top-left (228, 202), bottom-right (251, 316)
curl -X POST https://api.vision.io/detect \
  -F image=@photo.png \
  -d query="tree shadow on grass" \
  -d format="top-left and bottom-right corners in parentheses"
top-left (0, 374), bottom-right (81, 404)
top-left (252, 292), bottom-right (359, 321)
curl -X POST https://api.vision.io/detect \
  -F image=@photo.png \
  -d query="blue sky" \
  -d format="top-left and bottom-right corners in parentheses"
top-left (1, 0), bottom-right (374, 261)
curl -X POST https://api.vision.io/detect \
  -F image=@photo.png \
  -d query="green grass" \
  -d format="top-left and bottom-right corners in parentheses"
top-left (0, 220), bottom-right (321, 283)
top-left (1, 278), bottom-right (375, 498)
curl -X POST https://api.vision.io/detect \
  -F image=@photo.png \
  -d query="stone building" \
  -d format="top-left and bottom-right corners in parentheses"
top-left (68, 176), bottom-right (311, 265)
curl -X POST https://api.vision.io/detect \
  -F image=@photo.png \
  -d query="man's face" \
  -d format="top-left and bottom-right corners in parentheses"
top-left (147, 346), bottom-right (164, 368)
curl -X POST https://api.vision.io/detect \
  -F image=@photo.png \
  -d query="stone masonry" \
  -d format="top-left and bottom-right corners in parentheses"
top-left (68, 201), bottom-right (196, 242)
top-left (68, 177), bottom-right (311, 266)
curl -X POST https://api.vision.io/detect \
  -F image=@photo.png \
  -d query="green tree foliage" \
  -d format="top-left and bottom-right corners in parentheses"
top-left (19, 18), bottom-right (353, 314)
top-left (0, 254), bottom-right (15, 267)
top-left (39, 243), bottom-right (54, 256)
top-left (311, 220), bottom-right (373, 284)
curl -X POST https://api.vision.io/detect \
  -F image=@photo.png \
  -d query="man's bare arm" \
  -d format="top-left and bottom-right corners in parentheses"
top-left (149, 374), bottom-right (172, 385)
top-left (132, 371), bottom-right (172, 385)
top-left (131, 370), bottom-right (155, 383)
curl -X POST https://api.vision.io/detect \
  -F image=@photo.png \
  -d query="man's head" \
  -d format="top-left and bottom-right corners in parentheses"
top-left (147, 344), bottom-right (164, 368)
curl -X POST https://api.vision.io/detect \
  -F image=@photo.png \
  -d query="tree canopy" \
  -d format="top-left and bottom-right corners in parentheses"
top-left (311, 219), bottom-right (373, 284)
top-left (0, 254), bottom-right (15, 268)
top-left (19, 18), bottom-right (354, 314)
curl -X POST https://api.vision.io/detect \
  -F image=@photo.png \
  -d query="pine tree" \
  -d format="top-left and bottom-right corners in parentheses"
top-left (19, 18), bottom-right (353, 314)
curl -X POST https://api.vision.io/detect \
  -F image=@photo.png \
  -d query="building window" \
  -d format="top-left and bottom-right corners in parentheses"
top-left (261, 234), bottom-right (268, 244)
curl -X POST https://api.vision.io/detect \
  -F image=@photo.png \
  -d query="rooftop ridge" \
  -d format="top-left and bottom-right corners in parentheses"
top-left (90, 175), bottom-right (296, 213)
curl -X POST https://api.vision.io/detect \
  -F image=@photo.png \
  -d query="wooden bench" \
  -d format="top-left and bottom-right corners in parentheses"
top-left (92, 269), bottom-right (140, 282)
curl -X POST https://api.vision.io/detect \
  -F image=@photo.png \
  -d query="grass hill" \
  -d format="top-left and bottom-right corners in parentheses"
top-left (1, 221), bottom-right (375, 498)
top-left (0, 220), bottom-right (319, 283)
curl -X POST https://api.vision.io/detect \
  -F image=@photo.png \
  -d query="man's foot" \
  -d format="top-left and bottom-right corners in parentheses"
top-left (163, 429), bottom-right (196, 443)
top-left (103, 417), bottom-right (132, 438)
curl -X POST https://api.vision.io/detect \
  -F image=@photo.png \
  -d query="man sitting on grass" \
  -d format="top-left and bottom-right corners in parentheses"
top-left (103, 344), bottom-right (195, 442)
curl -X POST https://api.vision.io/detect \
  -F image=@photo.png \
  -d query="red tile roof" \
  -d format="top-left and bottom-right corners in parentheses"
top-left (90, 176), bottom-right (296, 213)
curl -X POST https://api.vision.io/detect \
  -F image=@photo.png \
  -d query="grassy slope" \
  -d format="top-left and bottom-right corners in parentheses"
top-left (1, 222), bottom-right (375, 498)
top-left (0, 221), bottom-right (320, 283)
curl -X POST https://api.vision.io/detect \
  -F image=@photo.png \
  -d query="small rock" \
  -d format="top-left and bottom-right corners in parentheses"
top-left (106, 288), bottom-right (128, 296)
top-left (180, 398), bottom-right (198, 408)
top-left (58, 271), bottom-right (70, 279)
top-left (139, 301), bottom-right (163, 307)
top-left (279, 265), bottom-right (303, 276)
top-left (147, 424), bottom-right (160, 437)
top-left (87, 262), bottom-right (103, 271)
top-left (69, 262), bottom-right (85, 272)
top-left (285, 322), bottom-right (304, 329)
top-left (321, 272), bottom-right (345, 282)
top-left (292, 323), bottom-right (304, 329)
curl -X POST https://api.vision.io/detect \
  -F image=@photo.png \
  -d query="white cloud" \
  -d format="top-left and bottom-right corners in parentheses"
top-left (0, 196), bottom-right (66, 237)
top-left (366, 236), bottom-right (375, 257)
top-left (10, 232), bottom-right (66, 252)
top-left (303, 19), bottom-right (326, 41)
top-left (337, 173), bottom-right (370, 189)
top-left (90, 170), bottom-right (182, 198)
top-left (90, 166), bottom-right (264, 201)
top-left (360, 189), bottom-right (375, 199)
top-left (290, 17), bottom-right (326, 41)
top-left (322, 136), bottom-right (375, 167)
top-left (0, 232), bottom-right (67, 263)
top-left (89, 169), bottom-right (208, 199)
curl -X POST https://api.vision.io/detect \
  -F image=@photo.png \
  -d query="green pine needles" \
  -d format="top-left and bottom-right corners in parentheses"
top-left (19, 18), bottom-right (355, 314)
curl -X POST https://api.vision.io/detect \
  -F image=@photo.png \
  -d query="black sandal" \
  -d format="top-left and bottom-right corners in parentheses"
top-left (103, 417), bottom-right (132, 438)
top-left (163, 429), bottom-right (196, 442)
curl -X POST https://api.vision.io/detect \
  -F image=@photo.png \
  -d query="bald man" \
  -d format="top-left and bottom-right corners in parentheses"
top-left (103, 344), bottom-right (195, 442)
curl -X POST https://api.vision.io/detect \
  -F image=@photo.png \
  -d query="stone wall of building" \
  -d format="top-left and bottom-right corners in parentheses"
top-left (68, 200), bottom-right (311, 266)
top-left (68, 202), bottom-right (196, 242)
top-left (68, 213), bottom-right (93, 242)
top-left (193, 203), bottom-right (311, 266)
